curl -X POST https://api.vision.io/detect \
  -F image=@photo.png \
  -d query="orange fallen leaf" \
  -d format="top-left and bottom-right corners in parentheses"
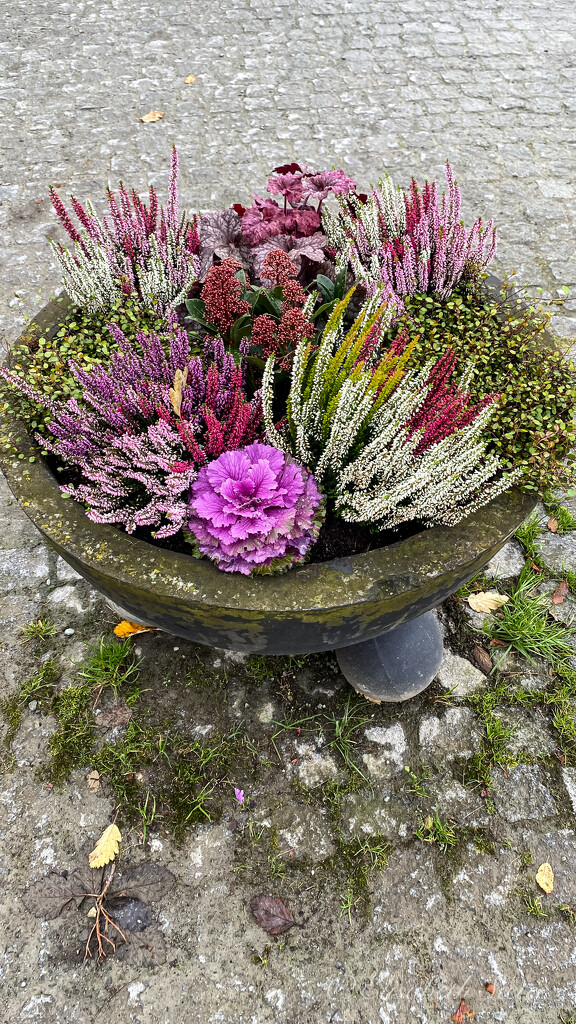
top-left (485, 982), bottom-right (495, 995)
top-left (489, 638), bottom-right (506, 648)
top-left (547, 517), bottom-right (558, 533)
top-left (184, 74), bottom-right (197, 84)
top-left (536, 862), bottom-right (554, 893)
top-left (113, 620), bottom-right (156, 638)
top-left (552, 581), bottom-right (570, 605)
top-left (140, 110), bottom-right (164, 123)
top-left (451, 1001), bottom-right (476, 1022)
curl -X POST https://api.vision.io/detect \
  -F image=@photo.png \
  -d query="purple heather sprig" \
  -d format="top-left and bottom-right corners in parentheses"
top-left (2, 321), bottom-right (262, 538)
top-left (186, 442), bottom-right (323, 574)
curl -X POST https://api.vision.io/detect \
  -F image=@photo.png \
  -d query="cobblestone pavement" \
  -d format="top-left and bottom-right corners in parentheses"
top-left (1, 1), bottom-right (576, 1023)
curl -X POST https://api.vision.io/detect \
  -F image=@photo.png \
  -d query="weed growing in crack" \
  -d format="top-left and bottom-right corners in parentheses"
top-left (519, 886), bottom-right (547, 918)
top-left (515, 513), bottom-right (542, 562)
top-left (484, 568), bottom-right (576, 666)
top-left (415, 812), bottom-right (458, 852)
top-left (0, 658), bottom-right (60, 750)
top-left (543, 491), bottom-right (576, 534)
top-left (323, 694), bottom-right (372, 780)
top-left (403, 764), bottom-right (432, 797)
top-left (19, 617), bottom-right (58, 645)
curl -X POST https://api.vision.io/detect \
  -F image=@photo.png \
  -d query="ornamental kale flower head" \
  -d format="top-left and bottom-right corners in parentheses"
top-left (186, 442), bottom-right (323, 575)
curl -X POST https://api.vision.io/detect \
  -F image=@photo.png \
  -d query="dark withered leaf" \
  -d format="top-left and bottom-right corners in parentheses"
top-left (22, 874), bottom-right (83, 920)
top-left (250, 894), bottom-right (295, 935)
top-left (96, 704), bottom-right (133, 730)
top-left (108, 897), bottom-right (153, 931)
top-left (473, 645), bottom-right (493, 674)
top-left (114, 924), bottom-right (167, 967)
top-left (111, 862), bottom-right (175, 903)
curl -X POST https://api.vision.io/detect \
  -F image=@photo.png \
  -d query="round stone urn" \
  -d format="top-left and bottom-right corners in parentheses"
top-left (0, 297), bottom-right (535, 701)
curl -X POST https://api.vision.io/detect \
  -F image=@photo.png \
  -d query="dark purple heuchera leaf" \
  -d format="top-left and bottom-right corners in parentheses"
top-left (22, 873), bottom-right (88, 920)
top-left (198, 209), bottom-right (252, 280)
top-left (250, 894), bottom-right (295, 935)
top-left (253, 232), bottom-right (327, 278)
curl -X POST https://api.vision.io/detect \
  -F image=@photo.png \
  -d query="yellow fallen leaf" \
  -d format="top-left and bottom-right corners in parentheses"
top-left (184, 74), bottom-right (197, 84)
top-left (140, 110), bottom-right (164, 123)
top-left (536, 862), bottom-right (554, 894)
top-left (169, 366), bottom-right (188, 418)
top-left (113, 620), bottom-right (155, 638)
top-left (467, 591), bottom-right (510, 613)
top-left (423, 815), bottom-right (434, 830)
top-left (89, 824), bottom-right (122, 868)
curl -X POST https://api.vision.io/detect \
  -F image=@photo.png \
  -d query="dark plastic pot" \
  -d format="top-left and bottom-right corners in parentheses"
top-left (0, 296), bottom-right (536, 699)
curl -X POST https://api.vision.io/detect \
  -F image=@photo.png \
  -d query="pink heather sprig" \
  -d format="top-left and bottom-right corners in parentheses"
top-left (406, 349), bottom-right (495, 457)
top-left (340, 163), bottom-right (497, 301)
top-left (8, 321), bottom-right (262, 538)
top-left (48, 146), bottom-right (199, 312)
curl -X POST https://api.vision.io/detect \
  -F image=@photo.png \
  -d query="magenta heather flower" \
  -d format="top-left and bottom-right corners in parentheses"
top-left (186, 443), bottom-right (323, 575)
top-left (234, 788), bottom-right (245, 804)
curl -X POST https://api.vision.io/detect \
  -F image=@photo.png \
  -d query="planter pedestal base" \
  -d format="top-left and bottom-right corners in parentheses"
top-left (335, 611), bottom-right (443, 703)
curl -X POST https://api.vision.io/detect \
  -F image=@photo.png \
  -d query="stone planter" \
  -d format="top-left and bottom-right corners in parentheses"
top-left (0, 297), bottom-right (536, 701)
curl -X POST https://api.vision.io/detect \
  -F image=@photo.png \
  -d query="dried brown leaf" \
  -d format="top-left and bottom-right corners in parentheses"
top-left (169, 366), bottom-right (188, 418)
top-left (536, 862), bottom-right (554, 893)
top-left (547, 517), bottom-right (559, 533)
top-left (552, 581), bottom-right (570, 605)
top-left (97, 705), bottom-right (133, 730)
top-left (485, 983), bottom-right (495, 995)
top-left (86, 770), bottom-right (100, 792)
top-left (140, 110), bottom-right (164, 123)
top-left (88, 824), bottom-right (122, 869)
top-left (250, 894), bottom-right (295, 935)
top-left (468, 591), bottom-right (510, 613)
top-left (473, 645), bottom-right (493, 674)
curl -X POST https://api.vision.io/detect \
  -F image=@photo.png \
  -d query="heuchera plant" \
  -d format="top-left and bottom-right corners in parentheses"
top-left (49, 147), bottom-right (200, 314)
top-left (186, 442), bottom-right (323, 574)
top-left (198, 162), bottom-right (356, 283)
top-left (1, 322), bottom-right (262, 538)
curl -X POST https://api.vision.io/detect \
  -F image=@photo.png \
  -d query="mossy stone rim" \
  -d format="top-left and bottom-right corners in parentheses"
top-left (0, 295), bottom-right (536, 654)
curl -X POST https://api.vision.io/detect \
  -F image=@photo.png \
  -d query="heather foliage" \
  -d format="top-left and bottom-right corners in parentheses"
top-left (49, 147), bottom-right (199, 314)
top-left (263, 291), bottom-right (518, 529)
top-left (5, 322), bottom-right (261, 538)
top-left (324, 163), bottom-right (497, 301)
top-left (186, 442), bottom-right (323, 574)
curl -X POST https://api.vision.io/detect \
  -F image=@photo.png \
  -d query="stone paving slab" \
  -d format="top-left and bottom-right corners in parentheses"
top-left (1, 2), bottom-right (576, 1023)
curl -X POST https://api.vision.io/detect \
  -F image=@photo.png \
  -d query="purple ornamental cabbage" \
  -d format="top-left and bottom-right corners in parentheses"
top-left (186, 442), bottom-right (323, 575)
